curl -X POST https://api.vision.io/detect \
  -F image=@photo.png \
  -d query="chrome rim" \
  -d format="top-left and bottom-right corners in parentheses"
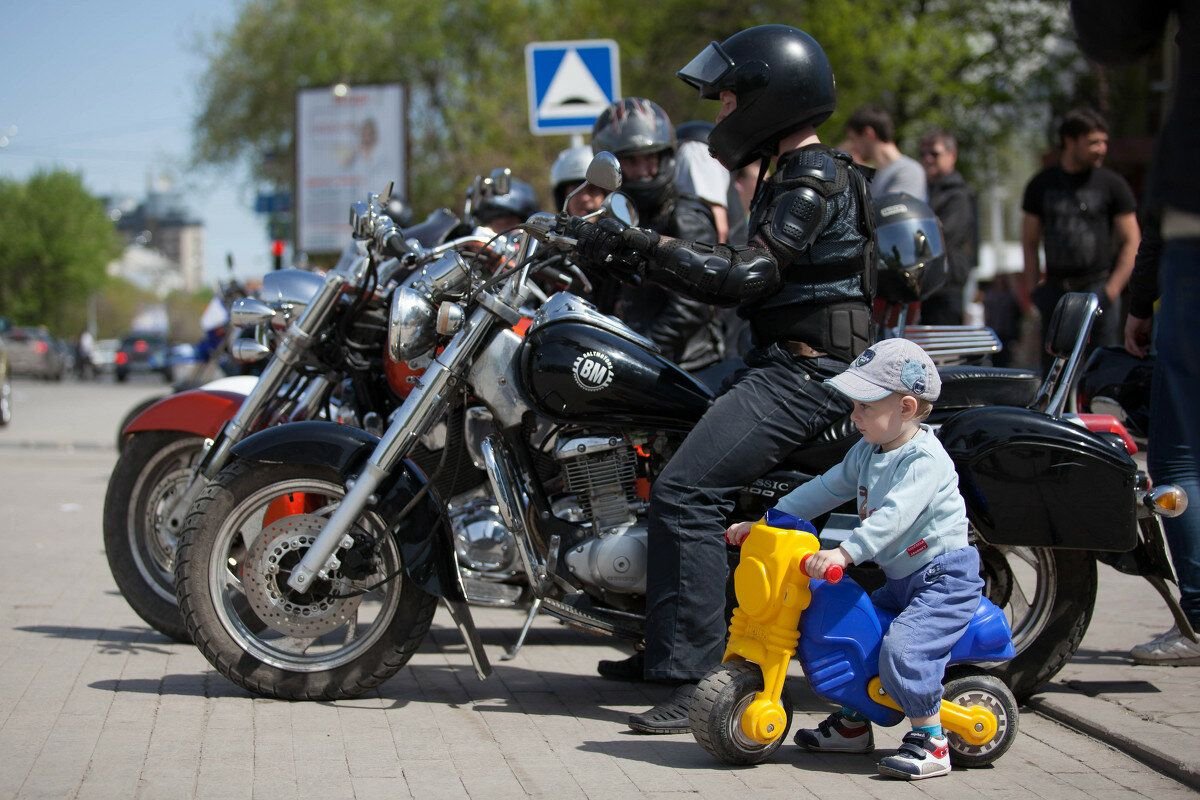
top-left (206, 477), bottom-right (401, 672)
top-left (128, 436), bottom-right (205, 602)
top-left (726, 678), bottom-right (777, 755)
top-left (978, 544), bottom-right (1055, 665)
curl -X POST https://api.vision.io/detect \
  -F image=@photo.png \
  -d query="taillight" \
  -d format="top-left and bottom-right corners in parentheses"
top-left (115, 352), bottom-right (129, 365)
top-left (33, 341), bottom-right (48, 354)
top-left (134, 340), bottom-right (149, 353)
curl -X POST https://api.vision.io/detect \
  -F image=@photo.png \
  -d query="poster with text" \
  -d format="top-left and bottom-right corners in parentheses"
top-left (296, 84), bottom-right (406, 254)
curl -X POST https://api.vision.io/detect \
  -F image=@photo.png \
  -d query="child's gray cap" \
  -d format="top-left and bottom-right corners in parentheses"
top-left (826, 338), bottom-right (941, 402)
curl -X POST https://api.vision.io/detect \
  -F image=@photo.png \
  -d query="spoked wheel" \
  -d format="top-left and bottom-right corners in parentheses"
top-left (175, 459), bottom-right (437, 700)
top-left (103, 431), bottom-right (206, 641)
top-left (975, 542), bottom-right (1096, 701)
top-left (942, 671), bottom-right (1019, 767)
top-left (690, 660), bottom-right (793, 766)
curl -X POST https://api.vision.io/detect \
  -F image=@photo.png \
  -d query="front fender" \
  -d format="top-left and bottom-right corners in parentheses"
top-left (123, 389), bottom-right (246, 438)
top-left (229, 421), bottom-right (462, 600)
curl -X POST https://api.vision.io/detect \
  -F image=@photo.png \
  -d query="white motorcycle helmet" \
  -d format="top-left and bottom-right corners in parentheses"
top-left (551, 144), bottom-right (594, 209)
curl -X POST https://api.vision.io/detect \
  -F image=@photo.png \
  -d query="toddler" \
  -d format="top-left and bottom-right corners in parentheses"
top-left (726, 337), bottom-right (982, 780)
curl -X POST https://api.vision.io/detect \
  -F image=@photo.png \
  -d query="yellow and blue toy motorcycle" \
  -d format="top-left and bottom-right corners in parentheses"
top-left (690, 509), bottom-right (1019, 766)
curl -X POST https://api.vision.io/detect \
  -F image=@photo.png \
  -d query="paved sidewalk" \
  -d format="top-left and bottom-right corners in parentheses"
top-left (1027, 566), bottom-right (1200, 791)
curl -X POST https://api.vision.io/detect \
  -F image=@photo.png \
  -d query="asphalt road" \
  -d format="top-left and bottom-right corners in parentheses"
top-left (0, 376), bottom-right (1194, 799)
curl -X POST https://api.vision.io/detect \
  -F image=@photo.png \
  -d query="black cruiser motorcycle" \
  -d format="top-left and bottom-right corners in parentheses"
top-left (174, 154), bottom-right (1189, 702)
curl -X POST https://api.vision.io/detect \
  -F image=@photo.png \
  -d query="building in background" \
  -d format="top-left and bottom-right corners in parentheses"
top-left (105, 175), bottom-right (205, 294)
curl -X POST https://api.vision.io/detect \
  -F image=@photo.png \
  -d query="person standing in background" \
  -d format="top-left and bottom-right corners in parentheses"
top-left (1071, 0), bottom-right (1200, 665)
top-left (918, 129), bottom-right (978, 325)
top-left (675, 120), bottom-right (733, 243)
top-left (1019, 108), bottom-right (1140, 372)
top-left (845, 105), bottom-right (927, 200)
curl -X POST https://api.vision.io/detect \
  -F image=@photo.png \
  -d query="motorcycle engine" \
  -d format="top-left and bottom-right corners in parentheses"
top-left (553, 433), bottom-right (650, 595)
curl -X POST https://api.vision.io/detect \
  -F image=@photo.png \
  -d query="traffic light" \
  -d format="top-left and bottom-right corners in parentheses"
top-left (271, 239), bottom-right (286, 271)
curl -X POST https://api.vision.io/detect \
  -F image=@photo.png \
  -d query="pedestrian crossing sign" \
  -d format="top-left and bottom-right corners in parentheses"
top-left (525, 39), bottom-right (621, 135)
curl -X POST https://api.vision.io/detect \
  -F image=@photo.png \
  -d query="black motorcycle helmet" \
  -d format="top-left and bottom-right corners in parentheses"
top-left (472, 179), bottom-right (540, 228)
top-left (1078, 346), bottom-right (1153, 438)
top-left (873, 193), bottom-right (948, 304)
top-left (591, 97), bottom-right (677, 220)
top-left (677, 24), bottom-right (837, 170)
top-left (675, 119), bottom-right (714, 144)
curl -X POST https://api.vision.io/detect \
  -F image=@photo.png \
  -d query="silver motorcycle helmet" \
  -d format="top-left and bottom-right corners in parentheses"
top-left (551, 145), bottom-right (594, 209)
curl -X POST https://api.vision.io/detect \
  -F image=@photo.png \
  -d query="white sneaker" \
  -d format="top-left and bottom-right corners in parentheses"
top-left (877, 731), bottom-right (952, 780)
top-left (1131, 628), bottom-right (1200, 666)
top-left (793, 711), bottom-right (874, 753)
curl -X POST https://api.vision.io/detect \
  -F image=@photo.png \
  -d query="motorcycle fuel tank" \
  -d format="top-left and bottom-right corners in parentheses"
top-left (519, 294), bottom-right (713, 429)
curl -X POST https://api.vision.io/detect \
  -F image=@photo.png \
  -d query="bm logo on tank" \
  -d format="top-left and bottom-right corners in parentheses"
top-left (572, 351), bottom-right (614, 392)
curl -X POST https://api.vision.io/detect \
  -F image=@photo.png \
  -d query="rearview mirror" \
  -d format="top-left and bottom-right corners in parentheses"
top-left (586, 152), bottom-right (622, 192)
top-left (603, 192), bottom-right (638, 228)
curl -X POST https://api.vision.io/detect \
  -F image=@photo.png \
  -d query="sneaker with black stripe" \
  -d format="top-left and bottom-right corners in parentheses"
top-left (877, 730), bottom-right (952, 780)
top-left (793, 711), bottom-right (875, 753)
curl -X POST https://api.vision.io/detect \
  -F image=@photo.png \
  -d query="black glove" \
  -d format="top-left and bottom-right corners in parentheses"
top-left (572, 217), bottom-right (648, 279)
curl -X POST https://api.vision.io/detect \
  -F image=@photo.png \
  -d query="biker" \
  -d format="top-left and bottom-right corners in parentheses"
top-left (589, 97), bottom-right (723, 371)
top-left (470, 178), bottom-right (540, 233)
top-left (551, 144), bottom-right (607, 217)
top-left (572, 25), bottom-right (876, 733)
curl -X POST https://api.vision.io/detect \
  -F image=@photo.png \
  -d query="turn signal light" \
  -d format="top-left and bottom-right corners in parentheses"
top-left (1148, 485), bottom-right (1189, 518)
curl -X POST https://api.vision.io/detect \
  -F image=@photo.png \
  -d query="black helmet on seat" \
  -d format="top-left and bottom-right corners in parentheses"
top-left (873, 193), bottom-right (947, 304)
top-left (677, 24), bottom-right (836, 170)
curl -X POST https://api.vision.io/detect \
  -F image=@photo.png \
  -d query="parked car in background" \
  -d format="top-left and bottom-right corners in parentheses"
top-left (0, 334), bottom-right (12, 426)
top-left (2, 326), bottom-right (65, 381)
top-left (114, 332), bottom-right (171, 383)
top-left (92, 338), bottom-right (120, 376)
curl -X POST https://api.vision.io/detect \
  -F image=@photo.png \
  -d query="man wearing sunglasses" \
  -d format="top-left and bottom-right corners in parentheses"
top-left (571, 24), bottom-right (876, 733)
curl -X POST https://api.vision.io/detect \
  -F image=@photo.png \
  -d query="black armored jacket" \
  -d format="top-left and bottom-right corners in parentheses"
top-left (639, 144), bottom-right (875, 362)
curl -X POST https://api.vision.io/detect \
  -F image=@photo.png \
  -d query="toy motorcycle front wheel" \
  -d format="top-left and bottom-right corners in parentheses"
top-left (942, 671), bottom-right (1019, 767)
top-left (690, 660), bottom-right (794, 766)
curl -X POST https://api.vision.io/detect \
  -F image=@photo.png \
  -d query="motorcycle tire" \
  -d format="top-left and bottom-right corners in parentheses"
top-left (690, 660), bottom-right (793, 766)
top-left (175, 458), bottom-right (438, 701)
top-left (103, 430), bottom-right (205, 642)
top-left (941, 671), bottom-right (1019, 768)
top-left (975, 544), bottom-right (1097, 702)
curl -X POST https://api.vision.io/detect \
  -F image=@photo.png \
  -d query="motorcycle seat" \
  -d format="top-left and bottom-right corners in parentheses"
top-left (936, 365), bottom-right (1041, 410)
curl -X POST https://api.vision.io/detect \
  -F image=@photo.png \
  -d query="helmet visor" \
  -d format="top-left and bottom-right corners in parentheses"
top-left (876, 218), bottom-right (945, 272)
top-left (677, 42), bottom-right (734, 98)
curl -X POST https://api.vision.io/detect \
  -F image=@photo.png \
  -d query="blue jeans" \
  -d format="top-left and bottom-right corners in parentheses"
top-left (870, 548), bottom-right (984, 719)
top-left (1148, 237), bottom-right (1200, 628)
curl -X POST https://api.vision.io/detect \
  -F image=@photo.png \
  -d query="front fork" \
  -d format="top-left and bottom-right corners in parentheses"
top-left (725, 518), bottom-right (1001, 747)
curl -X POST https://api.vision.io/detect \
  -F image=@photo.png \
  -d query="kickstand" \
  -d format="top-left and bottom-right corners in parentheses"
top-left (1145, 575), bottom-right (1199, 642)
top-left (501, 597), bottom-right (543, 661)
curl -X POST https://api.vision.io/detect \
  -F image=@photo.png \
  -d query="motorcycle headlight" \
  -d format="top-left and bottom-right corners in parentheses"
top-left (261, 268), bottom-right (326, 331)
top-left (388, 287), bottom-right (437, 361)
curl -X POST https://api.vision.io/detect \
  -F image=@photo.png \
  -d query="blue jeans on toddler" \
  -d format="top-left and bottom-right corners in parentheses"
top-left (870, 547), bottom-right (984, 718)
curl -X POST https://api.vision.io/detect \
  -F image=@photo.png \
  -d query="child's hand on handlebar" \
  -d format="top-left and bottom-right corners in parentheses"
top-left (724, 520), bottom-right (753, 546)
top-left (802, 547), bottom-right (852, 578)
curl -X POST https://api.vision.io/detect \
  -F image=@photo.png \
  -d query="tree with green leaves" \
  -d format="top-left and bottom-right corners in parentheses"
top-left (193, 1), bottom-right (1085, 230)
top-left (0, 170), bottom-right (121, 334)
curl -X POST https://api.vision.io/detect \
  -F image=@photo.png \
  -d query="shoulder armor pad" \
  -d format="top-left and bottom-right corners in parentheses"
top-left (778, 149), bottom-right (839, 184)
top-left (766, 185), bottom-right (826, 253)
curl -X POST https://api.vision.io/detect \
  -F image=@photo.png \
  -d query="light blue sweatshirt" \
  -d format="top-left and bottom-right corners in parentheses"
top-left (773, 425), bottom-right (968, 579)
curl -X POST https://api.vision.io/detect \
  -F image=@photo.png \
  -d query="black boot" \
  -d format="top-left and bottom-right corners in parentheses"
top-left (597, 651), bottom-right (645, 681)
top-left (628, 683), bottom-right (695, 734)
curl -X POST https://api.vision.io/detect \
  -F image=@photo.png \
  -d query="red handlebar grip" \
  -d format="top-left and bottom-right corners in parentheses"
top-left (801, 554), bottom-right (843, 583)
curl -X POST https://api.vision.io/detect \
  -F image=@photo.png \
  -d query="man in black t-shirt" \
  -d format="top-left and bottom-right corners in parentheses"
top-left (1020, 108), bottom-right (1140, 371)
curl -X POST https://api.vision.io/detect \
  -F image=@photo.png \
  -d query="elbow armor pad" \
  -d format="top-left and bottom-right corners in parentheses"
top-left (648, 239), bottom-right (779, 305)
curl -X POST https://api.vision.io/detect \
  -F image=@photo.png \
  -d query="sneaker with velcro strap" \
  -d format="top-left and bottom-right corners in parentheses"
top-left (877, 730), bottom-right (952, 780)
top-left (793, 710), bottom-right (875, 753)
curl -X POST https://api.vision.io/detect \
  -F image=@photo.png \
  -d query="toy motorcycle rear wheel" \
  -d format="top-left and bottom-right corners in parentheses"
top-left (942, 671), bottom-right (1019, 767)
top-left (690, 660), bottom-right (793, 766)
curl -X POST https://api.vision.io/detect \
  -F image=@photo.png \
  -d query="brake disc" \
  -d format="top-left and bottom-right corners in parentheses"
top-left (243, 514), bottom-right (365, 638)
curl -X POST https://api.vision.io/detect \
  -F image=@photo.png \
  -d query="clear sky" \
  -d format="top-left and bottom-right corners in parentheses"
top-left (0, 0), bottom-right (272, 285)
